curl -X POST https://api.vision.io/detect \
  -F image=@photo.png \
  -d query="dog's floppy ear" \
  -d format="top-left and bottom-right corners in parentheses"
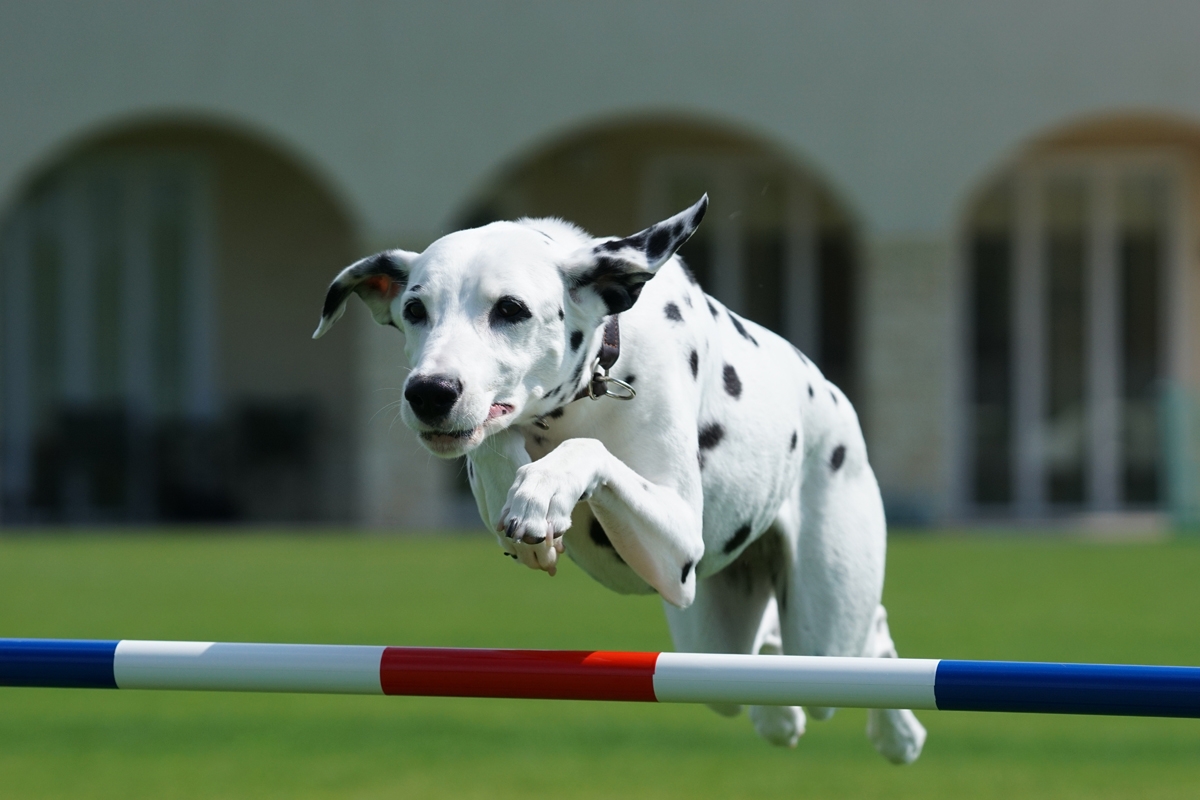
top-left (313, 249), bottom-right (417, 339)
top-left (565, 194), bottom-right (707, 315)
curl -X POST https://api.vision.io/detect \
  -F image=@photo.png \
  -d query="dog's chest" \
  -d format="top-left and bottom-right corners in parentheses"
top-left (521, 426), bottom-right (564, 461)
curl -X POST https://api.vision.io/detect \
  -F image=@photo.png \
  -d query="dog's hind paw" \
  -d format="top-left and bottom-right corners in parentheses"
top-left (749, 705), bottom-right (805, 748)
top-left (867, 708), bottom-right (926, 765)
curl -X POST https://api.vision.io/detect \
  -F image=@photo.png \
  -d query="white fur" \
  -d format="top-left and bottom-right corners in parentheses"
top-left (315, 201), bottom-right (926, 762)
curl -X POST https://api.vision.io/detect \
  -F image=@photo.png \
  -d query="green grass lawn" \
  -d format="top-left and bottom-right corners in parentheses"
top-left (0, 531), bottom-right (1198, 799)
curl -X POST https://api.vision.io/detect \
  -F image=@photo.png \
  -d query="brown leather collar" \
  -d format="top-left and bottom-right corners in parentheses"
top-left (574, 315), bottom-right (624, 402)
top-left (533, 317), bottom-right (629, 430)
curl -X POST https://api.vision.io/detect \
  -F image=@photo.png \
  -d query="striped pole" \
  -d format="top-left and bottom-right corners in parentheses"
top-left (2, 639), bottom-right (1199, 717)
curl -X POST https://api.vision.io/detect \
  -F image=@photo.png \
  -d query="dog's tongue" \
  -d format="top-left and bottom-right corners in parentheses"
top-left (488, 403), bottom-right (513, 420)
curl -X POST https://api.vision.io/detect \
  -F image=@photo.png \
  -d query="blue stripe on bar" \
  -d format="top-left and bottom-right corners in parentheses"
top-left (935, 660), bottom-right (1200, 718)
top-left (0, 639), bottom-right (118, 689)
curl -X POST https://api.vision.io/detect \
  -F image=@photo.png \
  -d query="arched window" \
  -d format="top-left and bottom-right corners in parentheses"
top-left (0, 121), bottom-right (358, 524)
top-left (964, 118), bottom-right (1192, 515)
top-left (447, 119), bottom-right (861, 503)
top-left (2, 153), bottom-right (215, 520)
top-left (458, 118), bottom-right (859, 398)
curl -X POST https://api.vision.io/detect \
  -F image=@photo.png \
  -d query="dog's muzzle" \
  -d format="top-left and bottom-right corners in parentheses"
top-left (404, 375), bottom-right (463, 425)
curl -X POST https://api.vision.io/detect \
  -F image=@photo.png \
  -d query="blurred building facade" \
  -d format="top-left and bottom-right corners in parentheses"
top-left (2, 3), bottom-right (1200, 528)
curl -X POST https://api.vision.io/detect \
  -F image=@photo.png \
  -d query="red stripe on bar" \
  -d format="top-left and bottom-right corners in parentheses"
top-left (380, 647), bottom-right (659, 701)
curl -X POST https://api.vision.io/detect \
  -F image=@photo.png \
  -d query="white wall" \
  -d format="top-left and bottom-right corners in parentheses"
top-left (7, 2), bottom-right (1200, 526)
top-left (4, 2), bottom-right (1200, 245)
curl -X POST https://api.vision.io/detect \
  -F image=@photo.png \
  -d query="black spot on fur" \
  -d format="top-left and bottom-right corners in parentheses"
top-left (808, 384), bottom-right (814, 398)
top-left (790, 431), bottom-right (797, 451)
top-left (558, 308), bottom-right (564, 320)
top-left (727, 311), bottom-right (759, 346)
top-left (830, 389), bottom-right (838, 405)
top-left (647, 227), bottom-right (672, 262)
top-left (683, 293), bottom-right (692, 308)
top-left (719, 530), bottom-right (785, 601)
top-left (722, 524), bottom-right (752, 555)
top-left (707, 300), bottom-right (718, 318)
top-left (681, 561), bottom-right (693, 584)
top-left (547, 407), bottom-right (565, 419)
top-left (593, 231), bottom-right (646, 255)
top-left (589, 518), bottom-right (625, 563)
top-left (320, 284), bottom-right (350, 320)
top-left (570, 330), bottom-right (583, 351)
top-left (549, 383), bottom-right (565, 399)
top-left (723, 364), bottom-right (742, 398)
top-left (831, 444), bottom-right (846, 471)
top-left (570, 355), bottom-right (588, 390)
top-left (601, 285), bottom-right (641, 314)
top-left (679, 260), bottom-right (700, 285)
top-left (320, 251), bottom-right (409, 320)
top-left (571, 257), bottom-right (654, 314)
top-left (664, 302), bottom-right (683, 322)
top-left (623, 374), bottom-right (636, 385)
top-left (534, 435), bottom-right (546, 446)
top-left (698, 422), bottom-right (725, 450)
top-left (689, 349), bottom-right (699, 378)
top-left (589, 518), bottom-right (614, 548)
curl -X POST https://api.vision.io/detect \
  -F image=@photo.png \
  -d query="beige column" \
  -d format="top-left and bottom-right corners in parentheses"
top-left (860, 234), bottom-right (955, 523)
top-left (355, 305), bottom-right (459, 530)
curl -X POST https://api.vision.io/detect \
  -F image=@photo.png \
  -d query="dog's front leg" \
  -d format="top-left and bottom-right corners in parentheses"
top-left (467, 429), bottom-right (565, 574)
top-left (500, 438), bottom-right (703, 607)
top-left (466, 428), bottom-right (528, 529)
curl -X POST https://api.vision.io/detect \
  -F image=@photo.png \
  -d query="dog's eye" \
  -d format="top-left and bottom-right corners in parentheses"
top-left (490, 296), bottom-right (532, 325)
top-left (402, 299), bottom-right (427, 325)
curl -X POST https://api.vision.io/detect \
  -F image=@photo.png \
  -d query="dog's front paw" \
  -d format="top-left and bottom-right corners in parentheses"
top-left (498, 443), bottom-right (599, 575)
top-left (501, 530), bottom-right (566, 575)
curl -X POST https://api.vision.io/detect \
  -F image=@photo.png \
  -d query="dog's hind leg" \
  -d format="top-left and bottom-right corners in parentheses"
top-left (862, 604), bottom-right (928, 764)
top-left (662, 528), bottom-right (806, 747)
top-left (777, 433), bottom-right (926, 763)
top-left (745, 593), bottom-right (807, 747)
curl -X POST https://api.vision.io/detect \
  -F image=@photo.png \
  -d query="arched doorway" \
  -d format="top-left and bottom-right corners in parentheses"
top-left (457, 117), bottom-right (861, 399)
top-left (962, 115), bottom-right (1200, 518)
top-left (0, 120), bottom-right (359, 523)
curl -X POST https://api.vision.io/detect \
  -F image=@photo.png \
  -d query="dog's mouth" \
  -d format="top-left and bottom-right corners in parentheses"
top-left (486, 403), bottom-right (514, 421)
top-left (418, 403), bottom-right (515, 454)
top-left (420, 429), bottom-right (474, 441)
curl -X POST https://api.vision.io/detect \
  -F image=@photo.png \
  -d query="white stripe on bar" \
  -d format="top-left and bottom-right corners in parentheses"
top-left (653, 654), bottom-right (940, 709)
top-left (114, 641), bottom-right (385, 694)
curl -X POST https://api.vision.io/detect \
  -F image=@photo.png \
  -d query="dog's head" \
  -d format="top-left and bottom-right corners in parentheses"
top-left (314, 196), bottom-right (707, 457)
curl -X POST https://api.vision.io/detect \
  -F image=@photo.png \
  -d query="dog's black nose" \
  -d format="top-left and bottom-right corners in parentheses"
top-left (405, 375), bottom-right (463, 424)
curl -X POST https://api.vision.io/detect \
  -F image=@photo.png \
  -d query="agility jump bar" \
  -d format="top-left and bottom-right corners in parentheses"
top-left (2, 639), bottom-right (1199, 717)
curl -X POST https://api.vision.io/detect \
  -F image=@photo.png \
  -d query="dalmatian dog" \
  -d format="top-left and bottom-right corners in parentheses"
top-left (313, 196), bottom-right (927, 763)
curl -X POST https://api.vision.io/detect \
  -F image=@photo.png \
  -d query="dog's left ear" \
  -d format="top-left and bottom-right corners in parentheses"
top-left (565, 194), bottom-right (707, 314)
top-left (313, 249), bottom-right (418, 338)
